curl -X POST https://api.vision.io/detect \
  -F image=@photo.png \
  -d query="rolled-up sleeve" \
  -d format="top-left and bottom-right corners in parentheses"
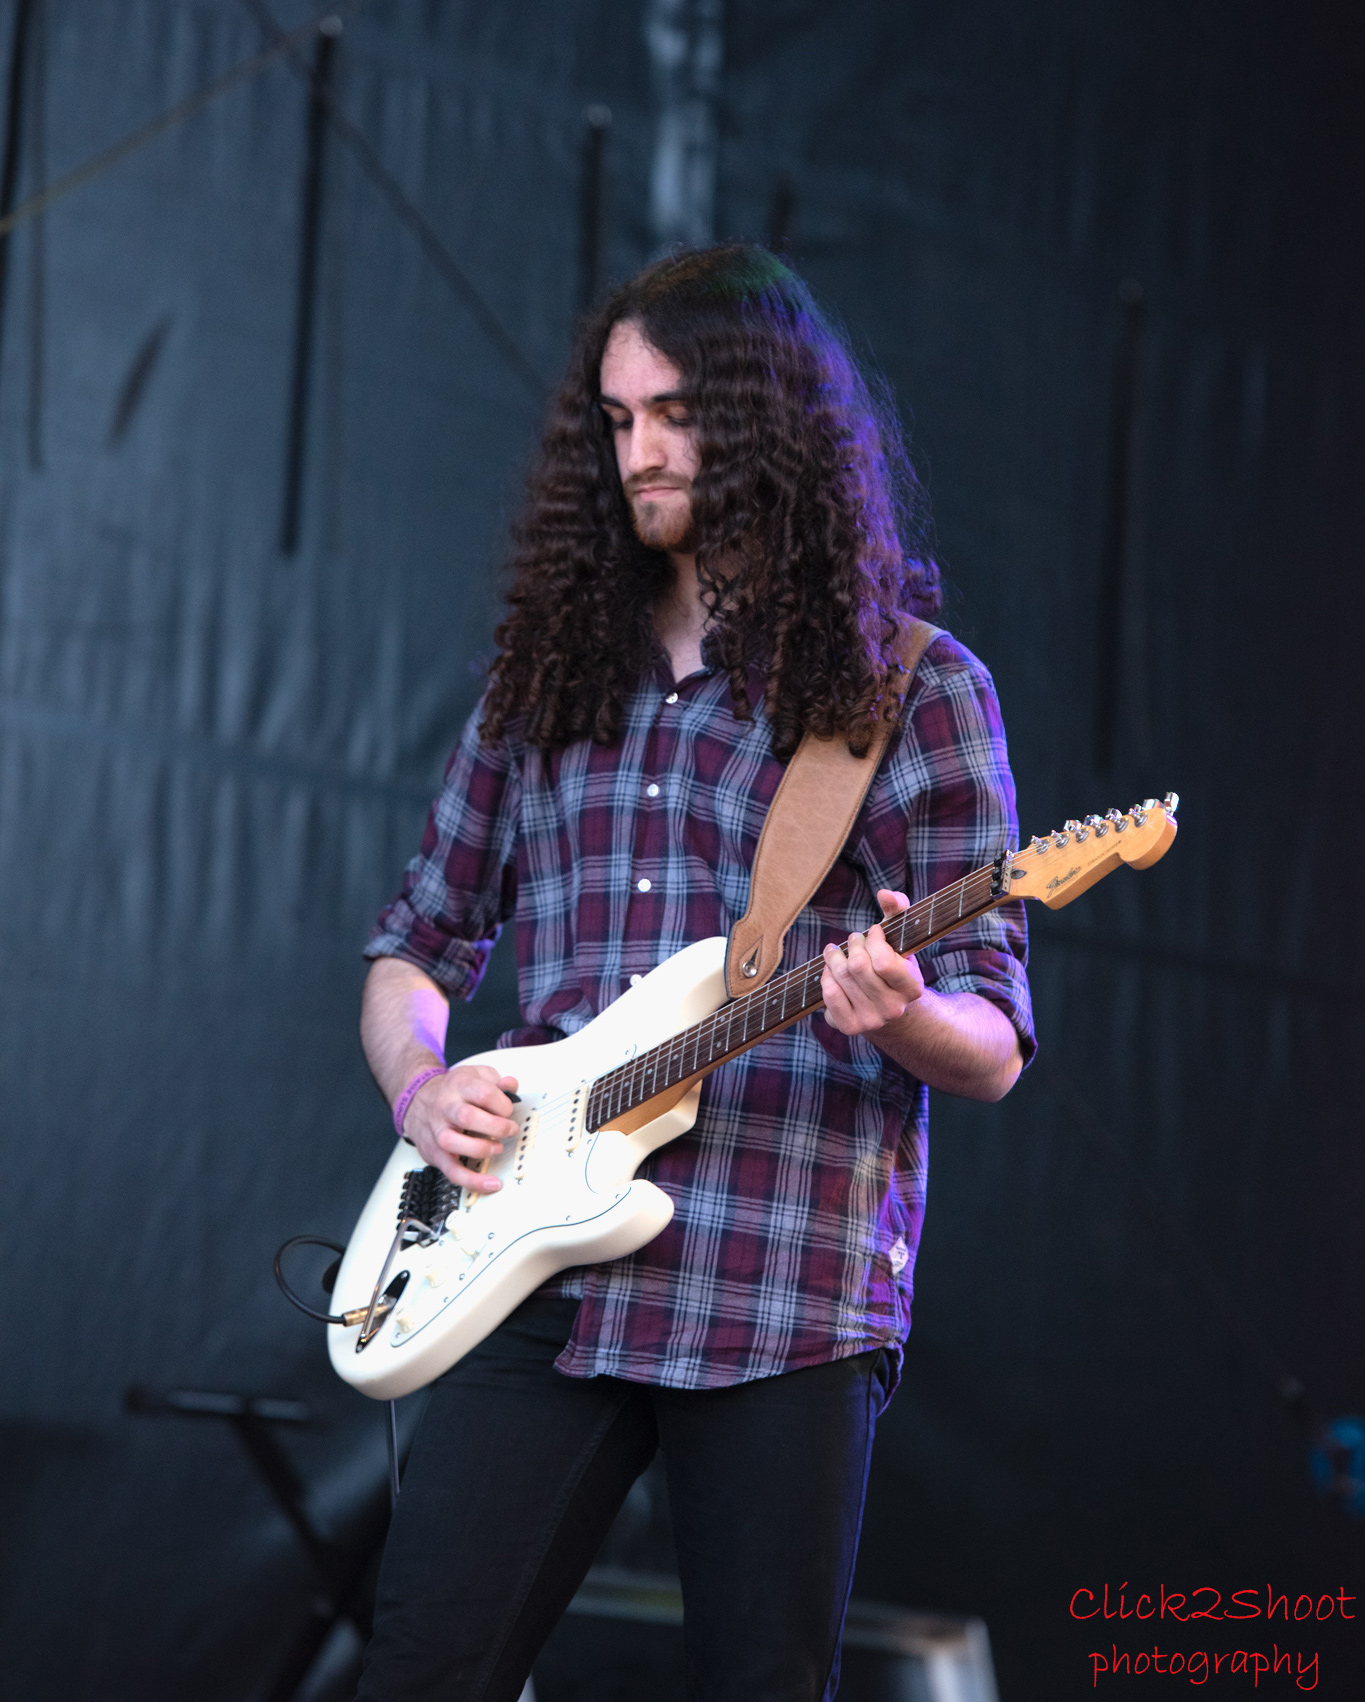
top-left (870, 637), bottom-right (1036, 1064)
top-left (364, 702), bottom-right (521, 1001)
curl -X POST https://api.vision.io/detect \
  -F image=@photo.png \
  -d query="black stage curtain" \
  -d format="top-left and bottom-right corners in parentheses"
top-left (0, 2), bottom-right (1360, 1697)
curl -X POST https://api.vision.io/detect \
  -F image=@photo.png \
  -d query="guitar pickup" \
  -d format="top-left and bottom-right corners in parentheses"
top-left (514, 1107), bottom-right (539, 1180)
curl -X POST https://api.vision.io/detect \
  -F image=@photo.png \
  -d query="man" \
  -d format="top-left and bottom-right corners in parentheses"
top-left (357, 245), bottom-right (1032, 1701)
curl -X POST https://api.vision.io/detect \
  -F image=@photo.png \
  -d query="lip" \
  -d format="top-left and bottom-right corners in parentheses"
top-left (632, 485), bottom-right (685, 499)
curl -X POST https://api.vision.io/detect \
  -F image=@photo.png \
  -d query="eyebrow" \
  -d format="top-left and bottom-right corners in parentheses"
top-left (597, 390), bottom-right (691, 408)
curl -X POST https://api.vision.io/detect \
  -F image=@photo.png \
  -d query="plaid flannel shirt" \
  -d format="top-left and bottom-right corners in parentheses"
top-left (365, 633), bottom-right (1034, 1389)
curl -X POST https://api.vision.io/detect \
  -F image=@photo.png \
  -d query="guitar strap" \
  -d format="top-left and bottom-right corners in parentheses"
top-left (724, 617), bottom-right (942, 997)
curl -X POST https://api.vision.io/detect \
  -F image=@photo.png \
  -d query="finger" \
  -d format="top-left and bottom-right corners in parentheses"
top-left (436, 1130), bottom-right (503, 1167)
top-left (820, 953), bottom-right (859, 1031)
top-left (876, 887), bottom-right (911, 918)
top-left (844, 928), bottom-right (907, 995)
top-left (833, 931), bottom-right (914, 1022)
top-left (463, 1066), bottom-right (521, 1101)
top-left (435, 1121), bottom-right (506, 1182)
top-left (862, 924), bottom-right (921, 989)
top-left (822, 939), bottom-right (885, 1029)
top-left (440, 1103), bottom-right (509, 1148)
top-left (429, 1148), bottom-right (502, 1192)
top-left (437, 1082), bottom-right (519, 1141)
top-left (455, 1072), bottom-right (516, 1109)
top-left (865, 922), bottom-right (925, 999)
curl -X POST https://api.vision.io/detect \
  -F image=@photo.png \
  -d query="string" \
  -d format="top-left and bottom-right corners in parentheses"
top-left (586, 859), bottom-right (1006, 1129)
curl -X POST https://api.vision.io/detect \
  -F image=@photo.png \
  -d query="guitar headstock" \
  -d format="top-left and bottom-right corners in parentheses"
top-left (1003, 793), bottom-right (1178, 909)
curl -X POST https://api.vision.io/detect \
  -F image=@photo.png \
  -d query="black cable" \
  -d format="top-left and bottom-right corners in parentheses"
top-left (386, 1399), bottom-right (401, 1508)
top-left (273, 1234), bottom-right (350, 1324)
top-left (275, 1233), bottom-right (404, 1508)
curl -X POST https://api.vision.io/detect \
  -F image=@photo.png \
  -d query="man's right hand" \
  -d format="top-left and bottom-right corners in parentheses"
top-left (402, 1066), bottom-right (521, 1193)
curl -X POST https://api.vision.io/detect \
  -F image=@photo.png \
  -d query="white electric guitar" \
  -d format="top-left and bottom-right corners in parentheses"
top-left (326, 794), bottom-right (1178, 1398)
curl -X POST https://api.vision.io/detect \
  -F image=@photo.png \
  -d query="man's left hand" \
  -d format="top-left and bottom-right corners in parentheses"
top-left (821, 889), bottom-right (922, 1036)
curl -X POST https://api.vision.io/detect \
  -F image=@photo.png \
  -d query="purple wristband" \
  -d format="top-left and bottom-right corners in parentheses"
top-left (393, 1065), bottom-right (448, 1141)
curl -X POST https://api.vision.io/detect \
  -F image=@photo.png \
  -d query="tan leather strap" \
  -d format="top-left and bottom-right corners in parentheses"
top-left (724, 618), bottom-right (942, 997)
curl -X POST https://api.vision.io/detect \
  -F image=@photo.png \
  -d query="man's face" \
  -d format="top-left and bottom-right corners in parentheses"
top-left (598, 319), bottom-right (700, 554)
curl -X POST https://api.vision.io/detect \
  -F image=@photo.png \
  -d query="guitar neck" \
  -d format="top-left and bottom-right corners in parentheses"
top-left (585, 859), bottom-right (1008, 1132)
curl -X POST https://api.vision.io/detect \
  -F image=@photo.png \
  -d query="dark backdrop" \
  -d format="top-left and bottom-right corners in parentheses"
top-left (0, 2), bottom-right (1361, 1698)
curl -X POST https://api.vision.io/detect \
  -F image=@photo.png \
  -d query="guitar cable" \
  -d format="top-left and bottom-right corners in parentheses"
top-left (273, 1234), bottom-right (352, 1324)
top-left (273, 1233), bottom-right (405, 1508)
top-left (386, 1398), bottom-right (401, 1507)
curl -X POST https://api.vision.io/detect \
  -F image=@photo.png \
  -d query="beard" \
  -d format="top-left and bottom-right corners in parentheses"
top-left (627, 487), bottom-right (697, 553)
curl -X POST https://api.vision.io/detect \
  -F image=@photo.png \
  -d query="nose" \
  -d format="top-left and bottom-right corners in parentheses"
top-left (623, 414), bottom-right (668, 477)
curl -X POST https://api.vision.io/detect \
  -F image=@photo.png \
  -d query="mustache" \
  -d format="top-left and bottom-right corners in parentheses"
top-left (624, 474), bottom-right (691, 499)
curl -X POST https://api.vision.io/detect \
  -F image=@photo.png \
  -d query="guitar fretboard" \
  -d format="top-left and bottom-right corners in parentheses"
top-left (585, 859), bottom-right (1005, 1131)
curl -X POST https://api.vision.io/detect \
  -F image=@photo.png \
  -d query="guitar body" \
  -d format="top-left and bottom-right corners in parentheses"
top-left (321, 792), bottom-right (1178, 1401)
top-left (328, 936), bottom-right (730, 1399)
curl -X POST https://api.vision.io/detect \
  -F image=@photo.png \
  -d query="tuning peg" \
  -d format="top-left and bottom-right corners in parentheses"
top-left (1103, 808), bottom-right (1127, 833)
top-left (1051, 828), bottom-right (1070, 848)
top-left (1030, 835), bottom-right (1049, 853)
top-left (1163, 791), bottom-right (1179, 814)
top-left (1082, 812), bottom-right (1107, 837)
top-left (1065, 817), bottom-right (1088, 841)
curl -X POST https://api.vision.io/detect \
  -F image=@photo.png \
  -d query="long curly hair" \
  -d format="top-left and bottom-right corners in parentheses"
top-left (481, 244), bottom-right (940, 762)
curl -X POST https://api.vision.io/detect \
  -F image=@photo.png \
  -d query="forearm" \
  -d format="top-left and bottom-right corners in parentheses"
top-left (360, 956), bottom-right (452, 1106)
top-left (821, 891), bottom-right (1024, 1103)
top-left (360, 955), bottom-right (518, 1190)
top-left (870, 985), bottom-right (1022, 1102)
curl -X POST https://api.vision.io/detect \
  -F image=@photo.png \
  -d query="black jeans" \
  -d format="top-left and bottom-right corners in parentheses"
top-left (357, 1298), bottom-right (895, 1702)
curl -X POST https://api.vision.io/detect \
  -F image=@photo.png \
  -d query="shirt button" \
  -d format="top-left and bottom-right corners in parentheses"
top-left (664, 691), bottom-right (678, 704)
top-left (646, 783), bottom-right (660, 798)
top-left (636, 877), bottom-right (652, 892)
top-left (629, 973), bottom-right (643, 986)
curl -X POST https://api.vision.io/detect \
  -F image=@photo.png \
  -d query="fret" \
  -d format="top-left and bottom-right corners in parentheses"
top-left (587, 858), bottom-right (1005, 1129)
